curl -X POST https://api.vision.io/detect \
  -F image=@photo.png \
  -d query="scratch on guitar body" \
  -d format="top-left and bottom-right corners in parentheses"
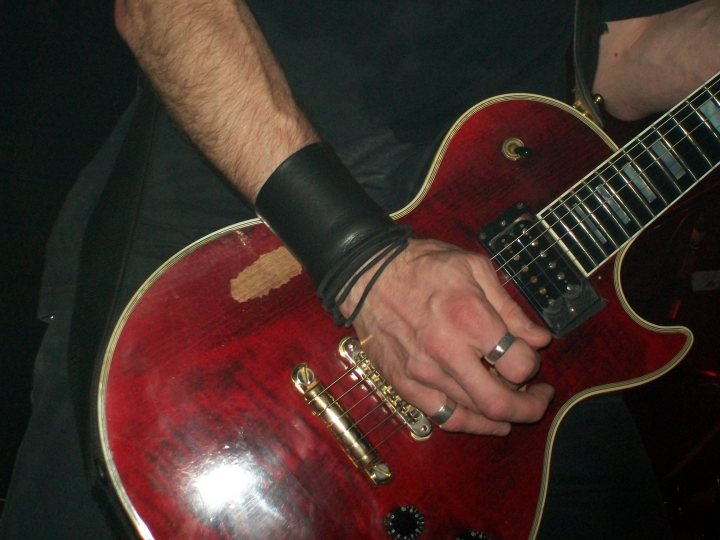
top-left (229, 246), bottom-right (302, 303)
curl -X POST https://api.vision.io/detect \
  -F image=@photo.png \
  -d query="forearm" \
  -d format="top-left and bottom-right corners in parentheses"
top-left (594, 0), bottom-right (720, 121)
top-left (114, 0), bottom-right (318, 202)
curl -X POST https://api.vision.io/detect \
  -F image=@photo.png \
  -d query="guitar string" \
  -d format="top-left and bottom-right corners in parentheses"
top-left (488, 82), bottom-right (720, 289)
top-left (342, 382), bottom-right (379, 416)
top-left (324, 373), bottom-right (368, 409)
top-left (306, 364), bottom-right (384, 423)
top-left (353, 400), bottom-right (396, 438)
top-left (370, 418), bottom-right (410, 452)
top-left (342, 396), bottom-right (410, 452)
top-left (307, 364), bottom-right (416, 451)
top-left (303, 365), bottom-right (385, 452)
top-left (305, 364), bottom-right (360, 410)
top-left (315, 363), bottom-right (407, 433)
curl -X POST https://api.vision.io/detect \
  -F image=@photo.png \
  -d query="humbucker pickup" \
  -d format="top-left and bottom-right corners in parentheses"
top-left (478, 203), bottom-right (605, 337)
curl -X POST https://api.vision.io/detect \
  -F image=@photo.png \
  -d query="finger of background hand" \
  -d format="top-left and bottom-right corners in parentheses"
top-left (468, 254), bottom-right (552, 349)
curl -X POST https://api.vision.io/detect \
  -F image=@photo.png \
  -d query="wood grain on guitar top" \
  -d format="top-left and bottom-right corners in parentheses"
top-left (98, 93), bottom-right (715, 539)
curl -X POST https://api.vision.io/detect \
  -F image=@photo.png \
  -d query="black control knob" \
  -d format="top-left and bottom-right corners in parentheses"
top-left (384, 505), bottom-right (425, 539)
top-left (456, 531), bottom-right (491, 540)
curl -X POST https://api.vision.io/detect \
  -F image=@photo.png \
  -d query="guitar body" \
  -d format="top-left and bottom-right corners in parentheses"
top-left (98, 94), bottom-right (713, 539)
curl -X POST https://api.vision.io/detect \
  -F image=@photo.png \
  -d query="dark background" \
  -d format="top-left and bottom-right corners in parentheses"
top-left (1, 0), bottom-right (134, 508)
top-left (1, 1), bottom-right (718, 537)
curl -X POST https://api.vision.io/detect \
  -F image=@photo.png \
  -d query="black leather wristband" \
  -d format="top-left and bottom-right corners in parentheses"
top-left (255, 142), bottom-right (411, 324)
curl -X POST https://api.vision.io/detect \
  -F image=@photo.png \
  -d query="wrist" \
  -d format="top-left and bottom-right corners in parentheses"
top-left (255, 142), bottom-right (412, 325)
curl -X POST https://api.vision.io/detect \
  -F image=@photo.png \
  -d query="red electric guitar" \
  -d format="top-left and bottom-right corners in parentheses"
top-left (96, 72), bottom-right (720, 539)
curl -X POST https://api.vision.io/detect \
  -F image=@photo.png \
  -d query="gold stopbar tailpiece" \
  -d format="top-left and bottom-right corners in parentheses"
top-left (291, 337), bottom-right (432, 486)
top-left (292, 362), bottom-right (393, 485)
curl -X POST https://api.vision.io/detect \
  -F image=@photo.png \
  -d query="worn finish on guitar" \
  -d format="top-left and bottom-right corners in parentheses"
top-left (98, 92), bottom-right (718, 539)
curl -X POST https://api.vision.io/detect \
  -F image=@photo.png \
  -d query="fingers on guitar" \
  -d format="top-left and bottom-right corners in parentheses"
top-left (490, 337), bottom-right (541, 385)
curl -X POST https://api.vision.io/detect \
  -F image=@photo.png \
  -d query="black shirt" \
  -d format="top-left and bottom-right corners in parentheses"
top-left (247, 0), bottom-right (692, 209)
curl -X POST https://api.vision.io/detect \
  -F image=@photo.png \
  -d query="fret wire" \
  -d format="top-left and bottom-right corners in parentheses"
top-left (698, 98), bottom-right (720, 139)
top-left (672, 103), bottom-right (714, 168)
top-left (568, 180), bottom-right (626, 246)
top-left (510, 131), bottom-right (709, 281)
top-left (690, 87), bottom-right (720, 158)
top-left (565, 192), bottom-right (605, 263)
top-left (633, 137), bottom-right (674, 203)
top-left (606, 159), bottom-right (654, 218)
top-left (558, 197), bottom-right (607, 259)
top-left (546, 206), bottom-right (587, 260)
top-left (567, 186), bottom-right (617, 249)
top-left (695, 83), bottom-right (720, 114)
top-left (689, 97), bottom-right (720, 142)
top-left (663, 103), bottom-right (719, 179)
top-left (654, 125), bottom-right (696, 185)
top-left (707, 78), bottom-right (720, 95)
top-left (538, 210), bottom-right (595, 277)
top-left (616, 149), bottom-right (664, 207)
top-left (590, 173), bottom-right (637, 238)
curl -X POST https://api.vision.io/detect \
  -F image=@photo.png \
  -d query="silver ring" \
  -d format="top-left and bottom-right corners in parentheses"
top-left (430, 398), bottom-right (457, 425)
top-left (484, 332), bottom-right (516, 364)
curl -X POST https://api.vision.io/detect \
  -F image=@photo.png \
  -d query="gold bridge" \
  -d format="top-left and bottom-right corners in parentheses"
top-left (291, 337), bottom-right (432, 485)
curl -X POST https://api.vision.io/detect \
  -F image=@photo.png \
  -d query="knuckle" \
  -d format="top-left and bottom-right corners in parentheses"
top-left (437, 294), bottom-right (494, 333)
top-left (447, 299), bottom-right (485, 328)
top-left (471, 253), bottom-right (495, 274)
top-left (492, 423), bottom-right (512, 437)
top-left (419, 330), bottom-right (447, 360)
top-left (483, 397), bottom-right (513, 420)
top-left (498, 298), bottom-right (526, 322)
top-left (403, 359), bottom-right (435, 384)
top-left (500, 349), bottom-right (539, 383)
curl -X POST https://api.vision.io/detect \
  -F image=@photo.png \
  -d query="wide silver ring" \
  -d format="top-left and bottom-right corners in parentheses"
top-left (430, 398), bottom-right (457, 425)
top-left (484, 332), bottom-right (516, 365)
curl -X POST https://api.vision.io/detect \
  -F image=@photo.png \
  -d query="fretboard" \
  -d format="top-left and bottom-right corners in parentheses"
top-left (539, 71), bottom-right (720, 275)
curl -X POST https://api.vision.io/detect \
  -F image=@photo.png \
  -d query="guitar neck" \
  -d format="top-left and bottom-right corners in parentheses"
top-left (540, 71), bottom-right (720, 276)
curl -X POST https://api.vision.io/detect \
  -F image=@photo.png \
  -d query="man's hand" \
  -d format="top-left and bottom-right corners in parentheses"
top-left (344, 238), bottom-right (555, 436)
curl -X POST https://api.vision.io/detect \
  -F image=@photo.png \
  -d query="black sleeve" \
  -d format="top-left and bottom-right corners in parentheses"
top-left (601, 0), bottom-right (697, 22)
